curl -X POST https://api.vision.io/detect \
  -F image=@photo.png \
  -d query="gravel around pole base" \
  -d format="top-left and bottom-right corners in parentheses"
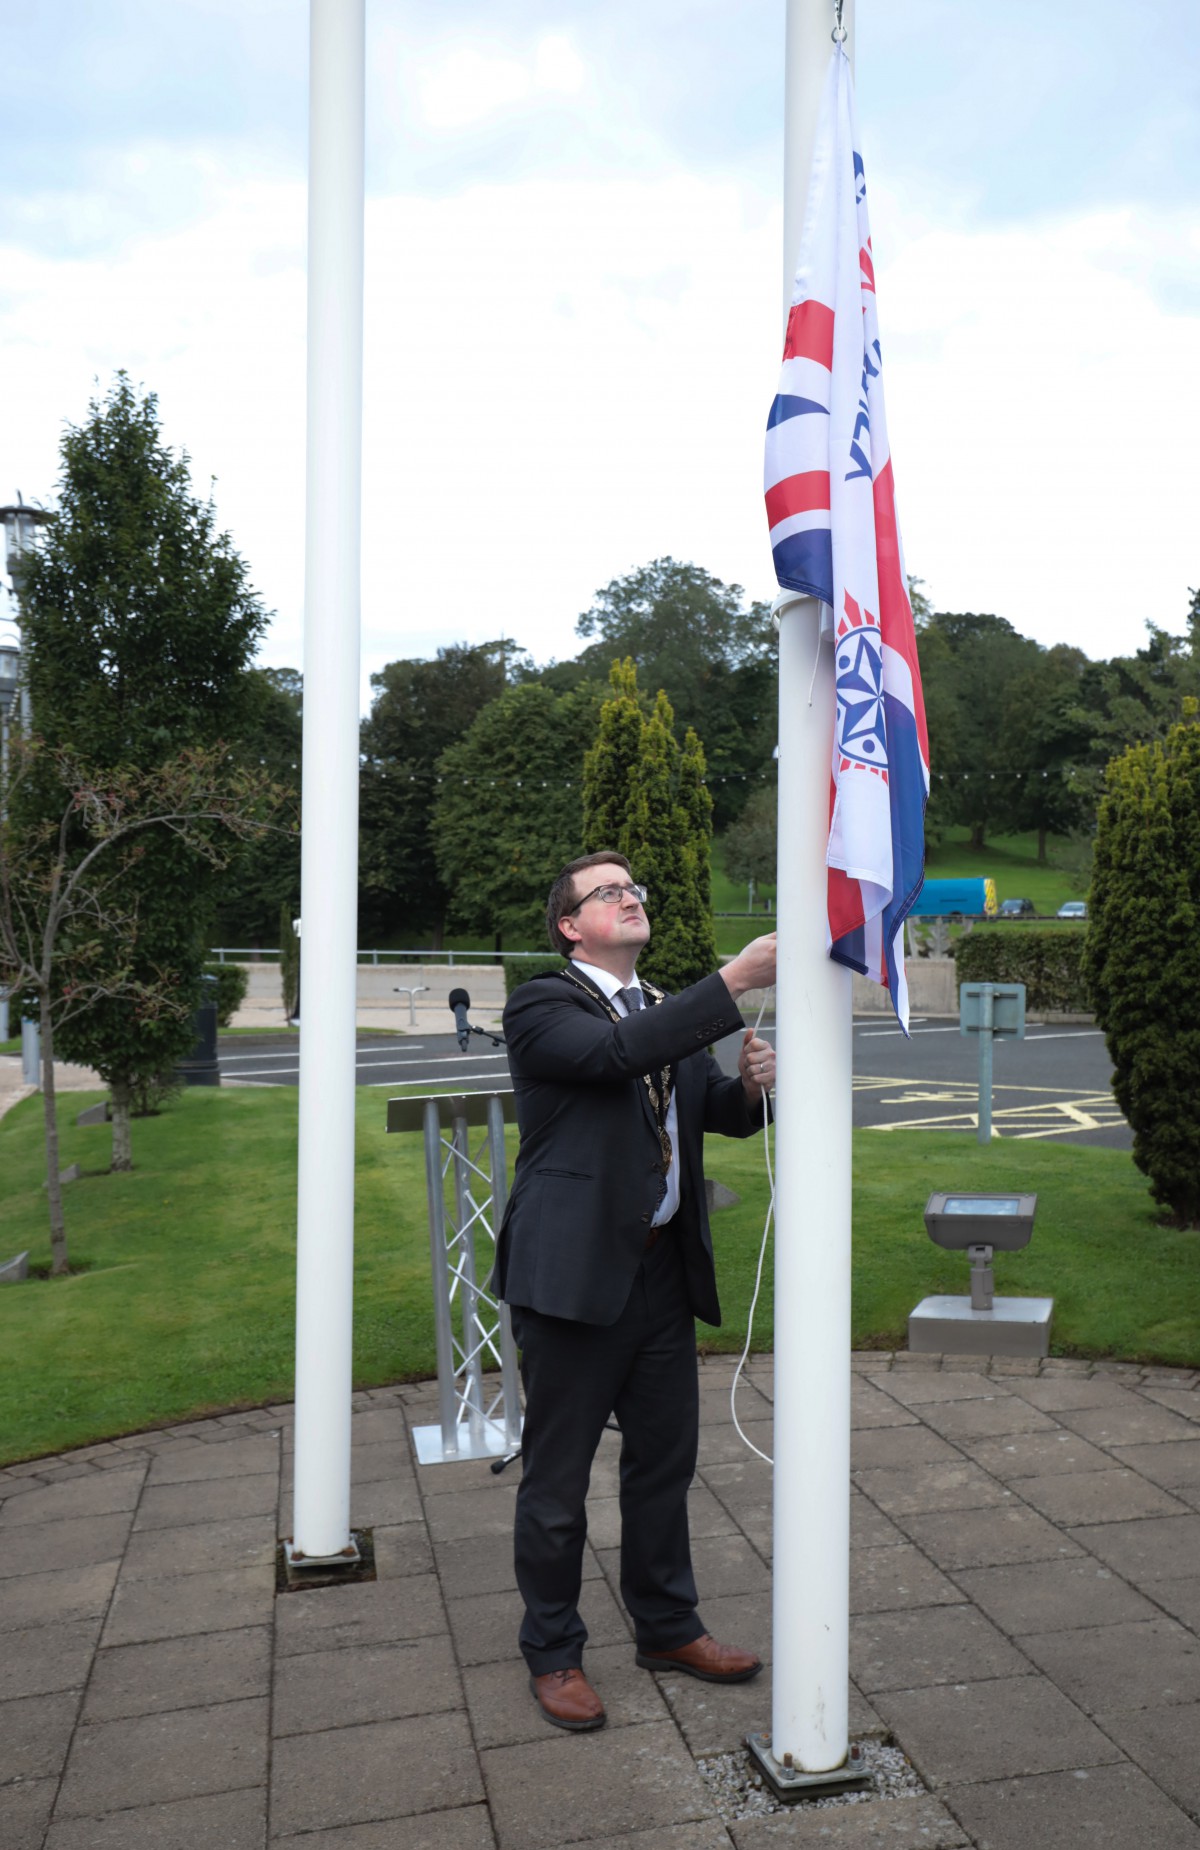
top-left (698, 1740), bottom-right (925, 1823)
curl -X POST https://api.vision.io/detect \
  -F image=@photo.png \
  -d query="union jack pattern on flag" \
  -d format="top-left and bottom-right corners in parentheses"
top-left (764, 45), bottom-right (930, 1031)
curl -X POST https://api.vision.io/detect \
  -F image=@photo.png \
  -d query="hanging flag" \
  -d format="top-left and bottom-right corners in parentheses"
top-left (764, 44), bottom-right (929, 1030)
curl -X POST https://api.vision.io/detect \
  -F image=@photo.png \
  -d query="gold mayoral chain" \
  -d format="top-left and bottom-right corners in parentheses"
top-left (558, 969), bottom-right (674, 1172)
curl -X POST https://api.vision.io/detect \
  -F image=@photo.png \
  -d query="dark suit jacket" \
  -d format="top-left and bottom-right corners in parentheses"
top-left (491, 964), bottom-right (764, 1328)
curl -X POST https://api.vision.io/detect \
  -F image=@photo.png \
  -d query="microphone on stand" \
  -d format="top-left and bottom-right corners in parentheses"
top-left (448, 987), bottom-right (472, 1053)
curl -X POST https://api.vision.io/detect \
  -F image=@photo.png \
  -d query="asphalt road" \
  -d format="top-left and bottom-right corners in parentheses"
top-left (218, 1015), bottom-right (1129, 1148)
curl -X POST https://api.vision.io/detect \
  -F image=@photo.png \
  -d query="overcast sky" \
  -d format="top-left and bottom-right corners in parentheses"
top-left (1, 0), bottom-right (1197, 705)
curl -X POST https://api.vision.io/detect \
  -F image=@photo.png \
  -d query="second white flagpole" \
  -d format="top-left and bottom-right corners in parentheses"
top-left (770, 0), bottom-right (856, 1779)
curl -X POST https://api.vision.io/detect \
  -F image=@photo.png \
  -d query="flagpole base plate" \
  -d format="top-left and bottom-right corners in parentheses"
top-left (745, 1732), bottom-right (874, 1802)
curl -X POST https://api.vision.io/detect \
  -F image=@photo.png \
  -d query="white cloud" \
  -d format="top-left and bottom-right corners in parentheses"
top-left (418, 34), bottom-right (585, 132)
top-left (2, 150), bottom-right (1197, 725)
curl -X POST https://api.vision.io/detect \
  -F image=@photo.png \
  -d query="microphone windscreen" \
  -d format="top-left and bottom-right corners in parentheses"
top-left (448, 987), bottom-right (471, 1010)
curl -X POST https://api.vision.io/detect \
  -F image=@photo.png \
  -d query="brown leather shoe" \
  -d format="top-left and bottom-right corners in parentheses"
top-left (636, 1633), bottom-right (762, 1683)
top-left (529, 1666), bottom-right (607, 1731)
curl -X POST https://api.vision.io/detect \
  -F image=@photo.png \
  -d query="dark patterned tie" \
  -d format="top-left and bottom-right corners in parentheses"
top-left (616, 986), bottom-right (644, 1013)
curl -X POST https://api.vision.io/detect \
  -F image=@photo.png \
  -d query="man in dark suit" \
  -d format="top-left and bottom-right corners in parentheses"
top-left (493, 851), bottom-right (777, 1731)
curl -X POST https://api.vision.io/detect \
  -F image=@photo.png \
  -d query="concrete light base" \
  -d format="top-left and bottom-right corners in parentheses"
top-left (908, 1294), bottom-right (1054, 1358)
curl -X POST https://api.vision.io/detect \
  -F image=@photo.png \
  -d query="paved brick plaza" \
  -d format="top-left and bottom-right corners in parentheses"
top-left (2, 1353), bottom-right (1199, 1848)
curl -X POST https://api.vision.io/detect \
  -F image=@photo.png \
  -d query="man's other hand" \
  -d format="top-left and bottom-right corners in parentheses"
top-left (720, 933), bottom-right (777, 1001)
top-left (738, 1029), bottom-right (775, 1102)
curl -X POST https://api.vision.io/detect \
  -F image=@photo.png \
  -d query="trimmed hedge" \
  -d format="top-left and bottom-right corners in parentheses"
top-left (503, 955), bottom-right (564, 997)
top-left (953, 927), bottom-right (1091, 1014)
top-left (203, 962), bottom-right (249, 1030)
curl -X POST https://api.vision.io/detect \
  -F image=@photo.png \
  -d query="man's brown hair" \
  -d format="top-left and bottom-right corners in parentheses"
top-left (546, 851), bottom-right (635, 958)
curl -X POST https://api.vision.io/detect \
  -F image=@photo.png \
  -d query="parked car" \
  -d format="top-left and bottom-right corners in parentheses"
top-left (1056, 900), bottom-right (1088, 919)
top-left (997, 897), bottom-right (1036, 918)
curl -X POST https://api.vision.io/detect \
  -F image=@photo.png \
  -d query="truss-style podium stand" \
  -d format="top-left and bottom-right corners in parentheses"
top-left (387, 1091), bottom-right (522, 1465)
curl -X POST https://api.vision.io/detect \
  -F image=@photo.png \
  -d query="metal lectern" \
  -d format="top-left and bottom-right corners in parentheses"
top-left (387, 1091), bottom-right (522, 1465)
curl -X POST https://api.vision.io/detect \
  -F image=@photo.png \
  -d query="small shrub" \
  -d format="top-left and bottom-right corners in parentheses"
top-left (953, 928), bottom-right (1089, 1013)
top-left (203, 962), bottom-right (249, 1030)
top-left (503, 956), bottom-right (563, 997)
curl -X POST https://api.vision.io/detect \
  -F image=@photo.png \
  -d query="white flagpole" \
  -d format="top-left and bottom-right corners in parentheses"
top-left (291, 0), bottom-right (365, 1563)
top-left (770, 0), bottom-right (856, 1778)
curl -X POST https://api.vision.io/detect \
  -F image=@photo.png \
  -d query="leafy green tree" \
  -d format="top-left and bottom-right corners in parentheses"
top-left (581, 658), bottom-right (645, 854)
top-left (1084, 706), bottom-right (1200, 1226)
top-left (358, 642), bottom-right (512, 945)
top-left (546, 558), bottom-right (776, 829)
top-left (432, 682), bottom-right (597, 948)
top-left (211, 667), bottom-right (302, 945)
top-left (18, 374), bottom-right (268, 1168)
top-left (0, 740), bottom-right (272, 1270)
top-left (916, 610), bottom-right (1042, 846)
top-left (582, 661), bottom-right (717, 992)
top-left (722, 784), bottom-right (778, 897)
top-left (279, 901), bottom-right (300, 1020)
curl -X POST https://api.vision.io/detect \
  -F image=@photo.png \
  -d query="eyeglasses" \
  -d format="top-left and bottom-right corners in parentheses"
top-left (566, 881), bottom-right (648, 914)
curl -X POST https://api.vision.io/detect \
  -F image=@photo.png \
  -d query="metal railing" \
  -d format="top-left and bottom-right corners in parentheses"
top-left (208, 947), bottom-right (554, 966)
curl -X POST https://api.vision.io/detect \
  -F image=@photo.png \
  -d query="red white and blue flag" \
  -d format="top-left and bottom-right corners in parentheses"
top-left (764, 45), bottom-right (929, 1030)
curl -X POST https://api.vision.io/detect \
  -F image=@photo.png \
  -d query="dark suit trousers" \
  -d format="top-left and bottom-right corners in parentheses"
top-left (510, 1231), bottom-right (705, 1674)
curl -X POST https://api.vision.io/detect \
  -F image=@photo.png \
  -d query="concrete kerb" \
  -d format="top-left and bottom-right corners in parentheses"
top-left (2, 1352), bottom-right (1199, 1847)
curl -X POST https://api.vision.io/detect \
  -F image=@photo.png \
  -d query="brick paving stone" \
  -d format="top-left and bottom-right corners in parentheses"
top-left (1138, 1387), bottom-right (1200, 1421)
top-left (0, 1464), bottom-right (145, 1526)
top-left (728, 1794), bottom-right (969, 1849)
top-left (423, 1484), bottom-right (519, 1544)
top-left (0, 1616), bottom-right (101, 1700)
top-left (1106, 1438), bottom-right (1200, 1490)
top-left (849, 1544), bottom-right (966, 1615)
top-left (369, 1519), bottom-right (435, 1578)
top-left (853, 1460), bottom-right (1015, 1518)
top-left (462, 1638), bottom-right (671, 1749)
top-left (56, 1695), bottom-right (269, 1815)
top-left (45, 1787), bottom-right (267, 1850)
top-left (849, 1381), bottom-right (919, 1428)
top-left (948, 1761), bottom-right (1200, 1850)
top-left (347, 1474), bottom-right (422, 1526)
top-left (961, 1429), bottom-right (1116, 1479)
top-left (119, 1513), bottom-right (276, 1580)
top-left (1068, 1514), bottom-right (1200, 1584)
top-left (849, 1493), bottom-right (907, 1549)
top-left (914, 1396), bottom-right (1059, 1442)
top-left (850, 1427), bottom-right (963, 1471)
top-left (482, 1719), bottom-right (716, 1850)
top-left (850, 1602), bottom-right (1030, 1693)
top-left (1054, 1401), bottom-right (1200, 1449)
top-left (147, 1434), bottom-right (280, 1485)
top-left (427, 1532), bottom-right (531, 1600)
top-left (83, 1625), bottom-right (271, 1721)
top-left (273, 1809), bottom-right (496, 1850)
top-left (1016, 1616), bottom-right (1200, 1715)
top-left (347, 1441), bottom-right (418, 1487)
top-left (1152, 1577), bottom-right (1200, 1629)
top-left (687, 1532), bottom-right (773, 1597)
top-left (0, 1510), bottom-right (134, 1579)
top-left (270, 1711), bottom-right (482, 1836)
top-left (103, 1565), bottom-right (274, 1646)
top-left (133, 1472), bottom-right (279, 1530)
top-left (273, 1634), bottom-right (461, 1734)
top-left (0, 1687), bottom-right (80, 1782)
top-left (897, 1501), bottom-right (1083, 1570)
top-left (697, 1421), bottom-right (775, 1466)
top-left (274, 1574), bottom-right (446, 1656)
top-left (953, 1557), bottom-right (1160, 1635)
top-left (1095, 1701), bottom-right (1200, 1819)
top-left (0, 1776), bottom-right (57, 1850)
top-left (448, 1575), bottom-right (629, 1668)
top-left (1016, 1467), bottom-right (1189, 1527)
top-left (0, 1559), bottom-right (118, 1633)
top-left (1007, 1377), bottom-right (1143, 1412)
top-left (851, 1352), bottom-right (895, 1371)
top-left (687, 1483), bottom-right (743, 1539)
top-left (578, 1825), bottom-right (733, 1850)
top-left (875, 1371), bottom-right (1000, 1407)
top-left (871, 1674), bottom-right (1122, 1788)
top-left (346, 1407), bottom-right (409, 1447)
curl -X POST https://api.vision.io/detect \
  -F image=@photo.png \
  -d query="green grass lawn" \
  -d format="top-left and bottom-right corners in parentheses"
top-left (3, 1086), bottom-right (1193, 1465)
top-left (925, 828), bottom-right (1084, 915)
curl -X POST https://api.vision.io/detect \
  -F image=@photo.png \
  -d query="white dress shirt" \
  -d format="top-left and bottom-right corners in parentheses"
top-left (571, 960), bottom-right (681, 1227)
